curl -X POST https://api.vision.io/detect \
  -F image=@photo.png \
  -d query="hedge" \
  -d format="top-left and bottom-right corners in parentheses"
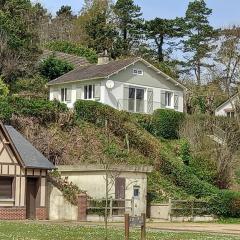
top-left (74, 100), bottom-right (240, 217)
top-left (152, 109), bottom-right (185, 139)
top-left (0, 96), bottom-right (67, 123)
top-left (133, 109), bottom-right (185, 139)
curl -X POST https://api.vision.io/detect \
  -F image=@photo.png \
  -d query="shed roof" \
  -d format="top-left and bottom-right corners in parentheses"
top-left (4, 125), bottom-right (54, 169)
top-left (58, 164), bottom-right (153, 173)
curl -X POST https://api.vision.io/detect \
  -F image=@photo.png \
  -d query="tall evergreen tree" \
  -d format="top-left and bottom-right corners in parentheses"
top-left (113, 0), bottom-right (143, 56)
top-left (182, 0), bottom-right (219, 85)
top-left (0, 0), bottom-right (41, 81)
top-left (144, 17), bottom-right (184, 63)
top-left (74, 0), bottom-right (117, 54)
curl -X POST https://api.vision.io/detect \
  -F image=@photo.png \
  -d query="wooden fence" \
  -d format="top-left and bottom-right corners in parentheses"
top-left (169, 199), bottom-right (210, 221)
top-left (87, 198), bottom-right (133, 217)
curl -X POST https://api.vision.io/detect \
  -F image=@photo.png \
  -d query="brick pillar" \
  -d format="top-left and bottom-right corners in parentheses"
top-left (78, 193), bottom-right (87, 221)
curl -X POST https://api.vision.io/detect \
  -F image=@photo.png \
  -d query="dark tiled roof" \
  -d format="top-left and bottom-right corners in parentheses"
top-left (48, 58), bottom-right (138, 85)
top-left (41, 50), bottom-right (89, 68)
top-left (5, 126), bottom-right (54, 169)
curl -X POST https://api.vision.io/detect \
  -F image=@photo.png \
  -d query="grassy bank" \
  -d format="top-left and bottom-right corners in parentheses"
top-left (0, 221), bottom-right (239, 240)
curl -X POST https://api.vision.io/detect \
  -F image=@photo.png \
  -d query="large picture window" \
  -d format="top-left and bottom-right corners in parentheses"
top-left (0, 177), bottom-right (13, 199)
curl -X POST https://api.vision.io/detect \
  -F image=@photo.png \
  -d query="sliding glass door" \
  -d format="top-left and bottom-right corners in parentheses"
top-left (128, 87), bottom-right (145, 113)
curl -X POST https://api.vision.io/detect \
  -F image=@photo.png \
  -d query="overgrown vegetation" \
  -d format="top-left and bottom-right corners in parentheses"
top-left (45, 41), bottom-right (97, 63)
top-left (39, 55), bottom-right (74, 80)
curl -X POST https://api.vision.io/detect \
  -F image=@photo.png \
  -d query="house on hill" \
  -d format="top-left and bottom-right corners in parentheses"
top-left (0, 123), bottom-right (54, 220)
top-left (215, 93), bottom-right (239, 117)
top-left (48, 56), bottom-right (186, 113)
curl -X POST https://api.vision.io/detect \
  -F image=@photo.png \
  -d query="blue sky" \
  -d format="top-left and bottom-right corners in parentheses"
top-left (33, 0), bottom-right (240, 28)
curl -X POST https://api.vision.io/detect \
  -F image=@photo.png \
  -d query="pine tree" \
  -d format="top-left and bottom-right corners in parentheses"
top-left (182, 0), bottom-right (219, 85)
top-left (113, 0), bottom-right (143, 56)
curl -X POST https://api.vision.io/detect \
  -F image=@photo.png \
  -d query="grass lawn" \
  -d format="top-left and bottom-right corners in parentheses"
top-left (0, 221), bottom-right (239, 240)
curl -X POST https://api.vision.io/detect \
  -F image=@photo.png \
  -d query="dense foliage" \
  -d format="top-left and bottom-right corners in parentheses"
top-left (74, 100), bottom-right (240, 217)
top-left (39, 56), bottom-right (74, 80)
top-left (0, 96), bottom-right (67, 123)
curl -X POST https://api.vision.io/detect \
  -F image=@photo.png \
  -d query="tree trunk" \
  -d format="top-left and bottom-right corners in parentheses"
top-left (156, 36), bottom-right (164, 62)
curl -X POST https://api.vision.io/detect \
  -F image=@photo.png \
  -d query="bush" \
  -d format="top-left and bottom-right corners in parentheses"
top-left (39, 55), bottom-right (74, 80)
top-left (152, 109), bottom-right (185, 139)
top-left (209, 190), bottom-right (240, 217)
top-left (0, 78), bottom-right (9, 97)
top-left (0, 96), bottom-right (68, 123)
top-left (45, 41), bottom-right (98, 63)
top-left (10, 75), bottom-right (48, 97)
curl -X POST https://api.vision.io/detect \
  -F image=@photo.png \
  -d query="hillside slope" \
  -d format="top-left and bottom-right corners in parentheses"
top-left (1, 96), bottom-right (240, 217)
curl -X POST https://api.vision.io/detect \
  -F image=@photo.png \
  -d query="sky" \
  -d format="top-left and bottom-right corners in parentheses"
top-left (32, 0), bottom-right (240, 28)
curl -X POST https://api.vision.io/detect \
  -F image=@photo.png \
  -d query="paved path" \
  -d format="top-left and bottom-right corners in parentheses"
top-left (27, 221), bottom-right (240, 236)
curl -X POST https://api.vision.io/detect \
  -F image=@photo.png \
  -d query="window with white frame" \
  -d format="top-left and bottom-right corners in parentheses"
top-left (165, 91), bottom-right (173, 107)
top-left (61, 88), bottom-right (71, 102)
top-left (84, 85), bottom-right (95, 99)
top-left (133, 69), bottom-right (144, 76)
top-left (227, 111), bottom-right (235, 118)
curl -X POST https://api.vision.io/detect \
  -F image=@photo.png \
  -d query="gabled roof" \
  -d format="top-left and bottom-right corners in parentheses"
top-left (2, 124), bottom-right (54, 170)
top-left (41, 50), bottom-right (89, 68)
top-left (215, 93), bottom-right (239, 112)
top-left (47, 57), bottom-right (186, 90)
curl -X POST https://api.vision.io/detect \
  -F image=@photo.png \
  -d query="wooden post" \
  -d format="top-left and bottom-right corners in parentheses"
top-left (109, 198), bottom-right (113, 220)
top-left (141, 213), bottom-right (146, 240)
top-left (168, 198), bottom-right (172, 222)
top-left (124, 213), bottom-right (130, 240)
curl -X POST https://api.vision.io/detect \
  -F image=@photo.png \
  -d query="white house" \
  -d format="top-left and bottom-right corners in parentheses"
top-left (48, 57), bottom-right (186, 114)
top-left (215, 94), bottom-right (239, 117)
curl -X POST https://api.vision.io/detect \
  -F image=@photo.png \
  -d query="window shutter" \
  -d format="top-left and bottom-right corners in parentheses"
top-left (147, 88), bottom-right (153, 114)
top-left (66, 88), bottom-right (72, 102)
top-left (161, 91), bottom-right (166, 108)
top-left (123, 85), bottom-right (129, 111)
top-left (52, 89), bottom-right (59, 100)
top-left (94, 83), bottom-right (101, 99)
top-left (76, 86), bottom-right (82, 100)
top-left (174, 94), bottom-right (179, 110)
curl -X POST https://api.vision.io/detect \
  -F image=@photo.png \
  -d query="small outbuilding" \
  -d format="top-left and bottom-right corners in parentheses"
top-left (48, 164), bottom-right (153, 221)
top-left (0, 123), bottom-right (54, 220)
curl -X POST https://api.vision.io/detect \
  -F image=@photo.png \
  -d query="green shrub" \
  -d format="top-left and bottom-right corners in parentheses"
top-left (152, 109), bottom-right (185, 139)
top-left (131, 113), bottom-right (154, 133)
top-left (0, 78), bottom-right (9, 97)
top-left (209, 190), bottom-right (240, 217)
top-left (0, 96), bottom-right (68, 123)
top-left (45, 41), bottom-right (98, 63)
top-left (39, 56), bottom-right (74, 80)
top-left (10, 75), bottom-right (48, 97)
top-left (179, 139), bottom-right (191, 165)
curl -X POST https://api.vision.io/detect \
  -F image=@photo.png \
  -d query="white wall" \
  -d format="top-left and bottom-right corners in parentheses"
top-left (215, 96), bottom-right (238, 116)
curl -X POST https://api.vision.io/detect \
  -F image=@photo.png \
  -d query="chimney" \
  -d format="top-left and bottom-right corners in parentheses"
top-left (97, 50), bottom-right (110, 65)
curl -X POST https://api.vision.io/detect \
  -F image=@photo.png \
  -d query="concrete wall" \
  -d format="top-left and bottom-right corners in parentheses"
top-left (49, 61), bottom-right (184, 113)
top-left (48, 183), bottom-right (78, 220)
top-left (150, 204), bottom-right (169, 220)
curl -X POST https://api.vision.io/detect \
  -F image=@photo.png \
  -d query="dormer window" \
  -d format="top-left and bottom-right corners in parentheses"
top-left (133, 69), bottom-right (143, 76)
